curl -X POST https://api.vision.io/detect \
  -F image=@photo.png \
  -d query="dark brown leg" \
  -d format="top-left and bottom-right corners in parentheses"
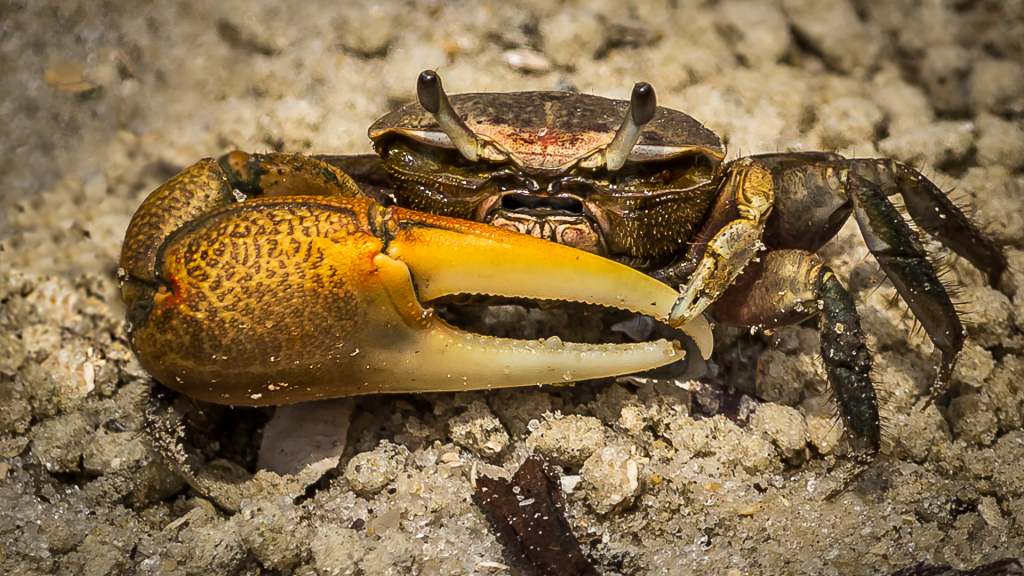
top-left (711, 249), bottom-right (879, 495)
top-left (700, 152), bottom-right (1005, 495)
top-left (751, 153), bottom-right (1006, 291)
top-left (844, 159), bottom-right (1007, 290)
top-left (842, 170), bottom-right (965, 405)
top-left (747, 153), bottom-right (1002, 405)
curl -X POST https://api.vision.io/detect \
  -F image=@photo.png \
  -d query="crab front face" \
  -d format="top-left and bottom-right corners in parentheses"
top-left (368, 72), bottom-right (727, 261)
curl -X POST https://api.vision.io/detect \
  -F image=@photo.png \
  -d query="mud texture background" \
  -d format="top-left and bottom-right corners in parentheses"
top-left (2, 0), bottom-right (1024, 574)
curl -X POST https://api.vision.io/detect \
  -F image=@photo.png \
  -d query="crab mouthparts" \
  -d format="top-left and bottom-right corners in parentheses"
top-left (487, 209), bottom-right (604, 256)
top-left (500, 192), bottom-right (585, 214)
top-left (484, 191), bottom-right (605, 254)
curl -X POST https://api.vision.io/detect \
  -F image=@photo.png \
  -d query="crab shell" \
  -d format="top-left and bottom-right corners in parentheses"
top-left (368, 91), bottom-right (726, 175)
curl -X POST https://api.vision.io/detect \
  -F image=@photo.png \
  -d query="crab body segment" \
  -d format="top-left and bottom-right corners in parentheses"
top-left (120, 71), bottom-right (1007, 480)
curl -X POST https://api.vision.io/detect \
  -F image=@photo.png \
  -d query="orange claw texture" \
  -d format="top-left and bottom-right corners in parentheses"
top-left (128, 194), bottom-right (403, 404)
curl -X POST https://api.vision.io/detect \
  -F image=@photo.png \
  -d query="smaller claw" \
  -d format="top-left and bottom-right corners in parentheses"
top-left (668, 158), bottom-right (774, 324)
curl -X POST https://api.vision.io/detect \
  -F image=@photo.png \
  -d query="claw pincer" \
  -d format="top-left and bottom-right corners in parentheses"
top-left (119, 153), bottom-right (710, 405)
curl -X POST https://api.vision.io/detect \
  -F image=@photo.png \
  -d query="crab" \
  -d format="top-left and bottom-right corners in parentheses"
top-left (120, 70), bottom-right (1006, 492)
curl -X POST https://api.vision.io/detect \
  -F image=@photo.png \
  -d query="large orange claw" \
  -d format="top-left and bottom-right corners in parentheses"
top-left (120, 156), bottom-right (711, 405)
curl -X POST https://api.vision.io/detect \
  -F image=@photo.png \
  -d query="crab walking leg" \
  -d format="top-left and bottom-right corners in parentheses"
top-left (817, 268), bottom-right (878, 446)
top-left (729, 152), bottom-right (1001, 406)
top-left (843, 171), bottom-right (965, 405)
top-left (816, 265), bottom-right (883, 499)
top-left (670, 158), bottom-right (775, 324)
top-left (843, 159), bottom-right (1008, 290)
top-left (711, 251), bottom-right (879, 448)
top-left (745, 153), bottom-right (1005, 289)
top-left (124, 194), bottom-right (710, 406)
top-left (710, 250), bottom-right (879, 497)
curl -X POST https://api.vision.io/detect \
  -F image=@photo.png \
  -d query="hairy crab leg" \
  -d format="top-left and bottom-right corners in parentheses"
top-left (751, 153), bottom-right (1004, 403)
top-left (710, 152), bottom-right (1007, 408)
top-left (121, 154), bottom-right (711, 406)
top-left (844, 159), bottom-right (1008, 290)
top-left (697, 152), bottom-right (1005, 496)
top-left (842, 170), bottom-right (965, 405)
top-left (711, 250), bottom-right (879, 496)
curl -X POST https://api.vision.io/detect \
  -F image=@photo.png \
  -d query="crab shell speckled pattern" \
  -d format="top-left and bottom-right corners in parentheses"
top-left (369, 91), bottom-right (726, 174)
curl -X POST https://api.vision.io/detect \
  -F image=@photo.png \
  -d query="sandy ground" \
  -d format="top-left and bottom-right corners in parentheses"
top-left (2, 0), bottom-right (1024, 574)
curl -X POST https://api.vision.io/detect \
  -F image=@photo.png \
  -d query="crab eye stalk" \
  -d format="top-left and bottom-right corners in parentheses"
top-left (417, 70), bottom-right (484, 162)
top-left (592, 81), bottom-right (657, 172)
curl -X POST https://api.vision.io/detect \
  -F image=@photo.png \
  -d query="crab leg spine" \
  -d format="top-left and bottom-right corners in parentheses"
top-left (708, 250), bottom-right (880, 450)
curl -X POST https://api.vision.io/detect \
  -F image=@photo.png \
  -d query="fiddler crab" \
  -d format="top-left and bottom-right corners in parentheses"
top-left (120, 70), bottom-right (1006, 497)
